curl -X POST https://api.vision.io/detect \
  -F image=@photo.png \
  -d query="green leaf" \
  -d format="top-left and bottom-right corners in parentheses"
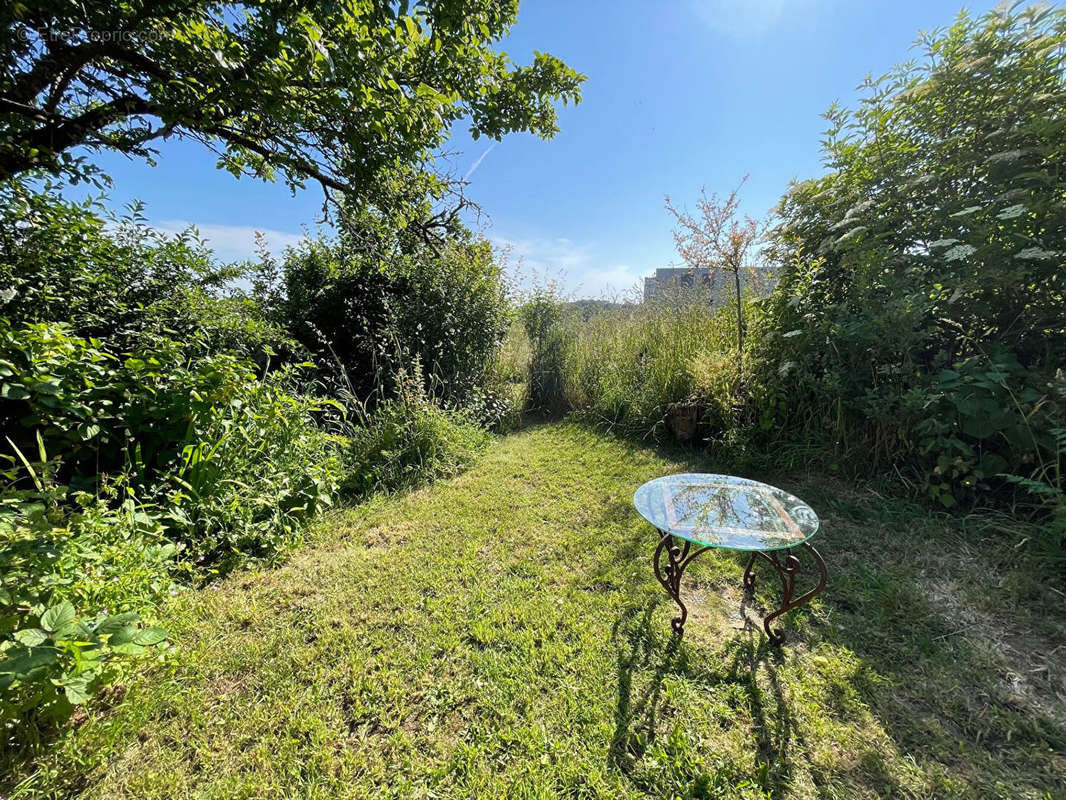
top-left (133, 627), bottom-right (169, 646)
top-left (40, 601), bottom-right (76, 633)
top-left (1014, 247), bottom-right (1060, 261)
top-left (6, 436), bottom-right (43, 491)
top-left (943, 244), bottom-right (977, 262)
top-left (0, 645), bottom-right (58, 678)
top-left (108, 625), bottom-right (141, 646)
top-left (996, 203), bottom-right (1026, 220)
top-left (34, 377), bottom-right (62, 395)
top-left (63, 677), bottom-right (93, 705)
top-left (0, 383), bottom-right (29, 399)
top-left (93, 612), bottom-right (141, 637)
top-left (13, 628), bottom-right (48, 647)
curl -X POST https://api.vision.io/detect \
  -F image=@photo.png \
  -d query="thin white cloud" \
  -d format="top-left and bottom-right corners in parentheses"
top-left (491, 234), bottom-right (644, 300)
top-left (688, 0), bottom-right (804, 38)
top-left (463, 143), bottom-right (496, 181)
top-left (152, 220), bottom-right (306, 261)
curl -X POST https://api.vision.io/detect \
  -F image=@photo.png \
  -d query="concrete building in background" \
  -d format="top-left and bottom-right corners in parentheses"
top-left (642, 266), bottom-right (776, 305)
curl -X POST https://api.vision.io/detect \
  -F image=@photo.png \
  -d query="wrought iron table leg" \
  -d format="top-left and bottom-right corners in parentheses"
top-left (653, 531), bottom-right (709, 636)
top-left (742, 552), bottom-right (758, 590)
top-left (744, 542), bottom-right (827, 645)
top-left (653, 534), bottom-right (827, 643)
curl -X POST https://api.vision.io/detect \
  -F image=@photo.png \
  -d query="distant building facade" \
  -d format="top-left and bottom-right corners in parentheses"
top-left (642, 266), bottom-right (776, 305)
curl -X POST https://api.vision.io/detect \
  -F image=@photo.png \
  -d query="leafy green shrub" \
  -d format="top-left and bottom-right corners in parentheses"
top-left (0, 183), bottom-right (196, 338)
top-left (0, 321), bottom-right (125, 479)
top-left (0, 321), bottom-right (342, 565)
top-left (342, 364), bottom-right (490, 497)
top-left (0, 193), bottom-right (345, 736)
top-left (279, 231), bottom-right (510, 410)
top-left (0, 181), bottom-right (294, 361)
top-left (0, 440), bottom-right (174, 728)
top-left (160, 367), bottom-right (343, 566)
top-left (903, 350), bottom-right (1059, 508)
top-left (754, 4), bottom-right (1066, 510)
top-left (0, 321), bottom-right (235, 481)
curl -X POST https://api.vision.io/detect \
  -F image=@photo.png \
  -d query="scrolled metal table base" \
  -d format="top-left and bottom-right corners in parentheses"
top-left (653, 531), bottom-right (827, 644)
top-left (652, 532), bottom-right (711, 635)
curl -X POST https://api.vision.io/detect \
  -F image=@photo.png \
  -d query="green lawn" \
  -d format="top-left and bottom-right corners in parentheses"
top-left (5, 423), bottom-right (1065, 799)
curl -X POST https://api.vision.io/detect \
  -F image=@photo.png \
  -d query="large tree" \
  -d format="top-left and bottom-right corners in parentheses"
top-left (0, 0), bottom-right (584, 231)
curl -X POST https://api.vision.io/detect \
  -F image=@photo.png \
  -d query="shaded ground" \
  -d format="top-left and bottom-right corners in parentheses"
top-left (4, 423), bottom-right (1064, 798)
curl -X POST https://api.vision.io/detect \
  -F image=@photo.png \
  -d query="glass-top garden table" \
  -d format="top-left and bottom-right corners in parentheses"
top-left (633, 474), bottom-right (827, 644)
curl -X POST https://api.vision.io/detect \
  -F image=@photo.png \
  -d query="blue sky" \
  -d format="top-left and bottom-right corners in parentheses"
top-left (80, 0), bottom-right (1005, 299)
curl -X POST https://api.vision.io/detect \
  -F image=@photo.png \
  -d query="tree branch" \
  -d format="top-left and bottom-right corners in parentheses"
top-left (0, 94), bottom-right (155, 178)
top-left (206, 124), bottom-right (348, 192)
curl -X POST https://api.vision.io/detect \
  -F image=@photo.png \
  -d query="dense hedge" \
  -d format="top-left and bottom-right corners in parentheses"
top-left (0, 186), bottom-right (507, 738)
top-left (277, 225), bottom-right (512, 420)
top-left (754, 5), bottom-right (1065, 512)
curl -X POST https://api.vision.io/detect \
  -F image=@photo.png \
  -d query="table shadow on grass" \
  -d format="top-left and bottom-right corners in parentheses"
top-left (601, 524), bottom-right (1063, 796)
top-left (583, 492), bottom-right (796, 795)
top-left (607, 597), bottom-right (799, 798)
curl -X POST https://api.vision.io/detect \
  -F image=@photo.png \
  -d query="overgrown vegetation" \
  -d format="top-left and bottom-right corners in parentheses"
top-left (1, 0), bottom-right (586, 744)
top-left (0, 175), bottom-right (518, 742)
top-left (3, 0), bottom-right (1065, 793)
top-left (755, 5), bottom-right (1065, 520)
top-left (510, 288), bottom-right (739, 437)
top-left (340, 364), bottom-right (492, 498)
top-left (504, 5), bottom-right (1066, 558)
top-left (0, 181), bottom-right (517, 739)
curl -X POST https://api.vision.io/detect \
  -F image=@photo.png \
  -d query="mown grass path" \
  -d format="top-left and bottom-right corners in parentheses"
top-left (7, 424), bottom-right (1065, 799)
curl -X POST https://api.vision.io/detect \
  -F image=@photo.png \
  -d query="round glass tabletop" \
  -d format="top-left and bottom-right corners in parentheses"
top-left (633, 473), bottom-right (819, 551)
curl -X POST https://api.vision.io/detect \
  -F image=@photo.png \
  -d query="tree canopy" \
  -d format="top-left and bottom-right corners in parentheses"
top-left (0, 0), bottom-right (584, 230)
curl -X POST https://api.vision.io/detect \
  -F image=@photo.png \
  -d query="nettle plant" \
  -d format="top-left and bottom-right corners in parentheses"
top-left (0, 436), bottom-right (173, 726)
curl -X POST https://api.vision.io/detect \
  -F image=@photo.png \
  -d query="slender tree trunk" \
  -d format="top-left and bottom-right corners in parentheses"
top-left (732, 266), bottom-right (744, 388)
